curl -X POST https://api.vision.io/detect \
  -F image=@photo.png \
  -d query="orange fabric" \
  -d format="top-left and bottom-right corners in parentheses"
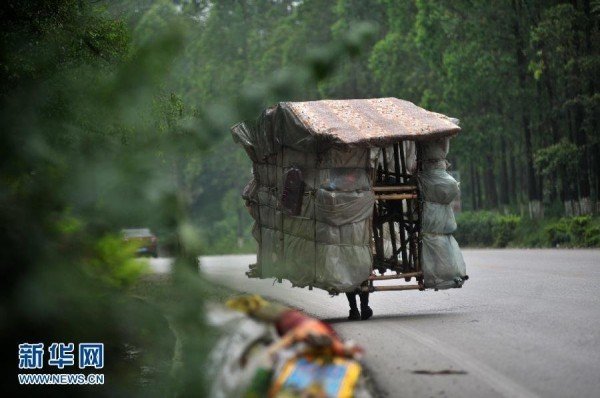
top-left (275, 310), bottom-right (361, 357)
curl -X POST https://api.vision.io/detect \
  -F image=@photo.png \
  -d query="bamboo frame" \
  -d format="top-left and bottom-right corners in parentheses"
top-left (360, 284), bottom-right (423, 292)
top-left (368, 271), bottom-right (422, 281)
top-left (375, 193), bottom-right (418, 200)
top-left (372, 185), bottom-right (417, 192)
top-left (369, 141), bottom-right (423, 292)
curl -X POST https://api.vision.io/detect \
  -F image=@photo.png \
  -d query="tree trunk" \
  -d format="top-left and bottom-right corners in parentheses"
top-left (543, 74), bottom-right (561, 203)
top-left (499, 138), bottom-right (510, 208)
top-left (564, 112), bottom-right (580, 216)
top-left (469, 161), bottom-right (477, 210)
top-left (509, 153), bottom-right (517, 205)
top-left (474, 166), bottom-right (482, 210)
top-left (484, 153), bottom-right (498, 208)
top-left (511, 0), bottom-right (541, 217)
top-left (582, 0), bottom-right (596, 213)
top-left (594, 142), bottom-right (600, 213)
top-left (572, 63), bottom-right (591, 213)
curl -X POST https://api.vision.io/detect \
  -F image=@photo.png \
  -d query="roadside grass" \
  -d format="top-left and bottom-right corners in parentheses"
top-left (122, 272), bottom-right (239, 393)
top-left (455, 212), bottom-right (600, 248)
top-left (130, 272), bottom-right (236, 306)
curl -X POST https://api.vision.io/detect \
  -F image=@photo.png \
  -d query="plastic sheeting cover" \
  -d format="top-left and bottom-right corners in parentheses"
top-left (234, 103), bottom-right (465, 293)
top-left (422, 235), bottom-right (466, 289)
top-left (243, 145), bottom-right (374, 292)
top-left (315, 189), bottom-right (375, 226)
top-left (419, 138), bottom-right (467, 289)
top-left (422, 201), bottom-right (457, 235)
top-left (418, 169), bottom-right (460, 204)
top-left (316, 244), bottom-right (372, 292)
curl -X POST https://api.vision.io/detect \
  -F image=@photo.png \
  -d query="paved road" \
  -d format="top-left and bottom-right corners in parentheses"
top-left (196, 250), bottom-right (600, 397)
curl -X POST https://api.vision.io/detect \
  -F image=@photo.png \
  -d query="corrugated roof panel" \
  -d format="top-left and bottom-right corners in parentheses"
top-left (284, 97), bottom-right (459, 146)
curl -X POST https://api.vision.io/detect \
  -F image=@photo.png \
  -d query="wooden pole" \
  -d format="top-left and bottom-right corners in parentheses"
top-left (361, 284), bottom-right (422, 292)
top-left (375, 193), bottom-right (418, 200)
top-left (368, 271), bottom-right (423, 280)
top-left (381, 147), bottom-right (398, 265)
top-left (373, 185), bottom-right (417, 192)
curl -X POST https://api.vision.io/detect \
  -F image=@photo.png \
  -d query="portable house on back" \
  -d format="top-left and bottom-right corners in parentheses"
top-left (232, 98), bottom-right (467, 294)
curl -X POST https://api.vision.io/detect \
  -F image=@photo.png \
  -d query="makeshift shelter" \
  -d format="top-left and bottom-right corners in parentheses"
top-left (232, 98), bottom-right (467, 294)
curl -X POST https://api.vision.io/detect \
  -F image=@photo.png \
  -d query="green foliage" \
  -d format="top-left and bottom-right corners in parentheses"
top-left (123, 0), bottom-right (597, 255)
top-left (534, 139), bottom-right (580, 176)
top-left (1, 1), bottom-right (209, 395)
top-left (454, 211), bottom-right (498, 247)
top-left (85, 234), bottom-right (148, 288)
top-left (544, 216), bottom-right (600, 247)
top-left (1, 1), bottom-right (382, 395)
top-left (544, 218), bottom-right (576, 247)
top-left (492, 215), bottom-right (521, 248)
top-left (456, 212), bottom-right (600, 248)
top-left (454, 212), bottom-right (521, 248)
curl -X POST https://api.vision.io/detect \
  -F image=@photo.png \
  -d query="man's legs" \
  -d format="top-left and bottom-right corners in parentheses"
top-left (346, 292), bottom-right (373, 320)
top-left (345, 293), bottom-right (360, 320)
top-left (359, 292), bottom-right (373, 320)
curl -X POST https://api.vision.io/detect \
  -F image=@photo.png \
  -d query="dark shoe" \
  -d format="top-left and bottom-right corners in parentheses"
top-left (360, 306), bottom-right (373, 320)
top-left (348, 309), bottom-right (361, 320)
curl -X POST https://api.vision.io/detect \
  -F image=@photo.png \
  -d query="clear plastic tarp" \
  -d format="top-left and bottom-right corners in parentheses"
top-left (418, 138), bottom-right (467, 289)
top-left (233, 102), bottom-right (466, 292)
top-left (233, 111), bottom-right (373, 292)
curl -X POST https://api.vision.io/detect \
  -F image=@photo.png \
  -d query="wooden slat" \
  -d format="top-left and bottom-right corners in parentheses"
top-left (372, 185), bottom-right (417, 193)
top-left (375, 193), bottom-right (417, 200)
top-left (361, 284), bottom-right (422, 292)
top-left (368, 271), bottom-right (422, 281)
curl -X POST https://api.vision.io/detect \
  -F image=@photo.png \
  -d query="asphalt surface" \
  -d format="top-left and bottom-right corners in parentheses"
top-left (173, 249), bottom-right (600, 398)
